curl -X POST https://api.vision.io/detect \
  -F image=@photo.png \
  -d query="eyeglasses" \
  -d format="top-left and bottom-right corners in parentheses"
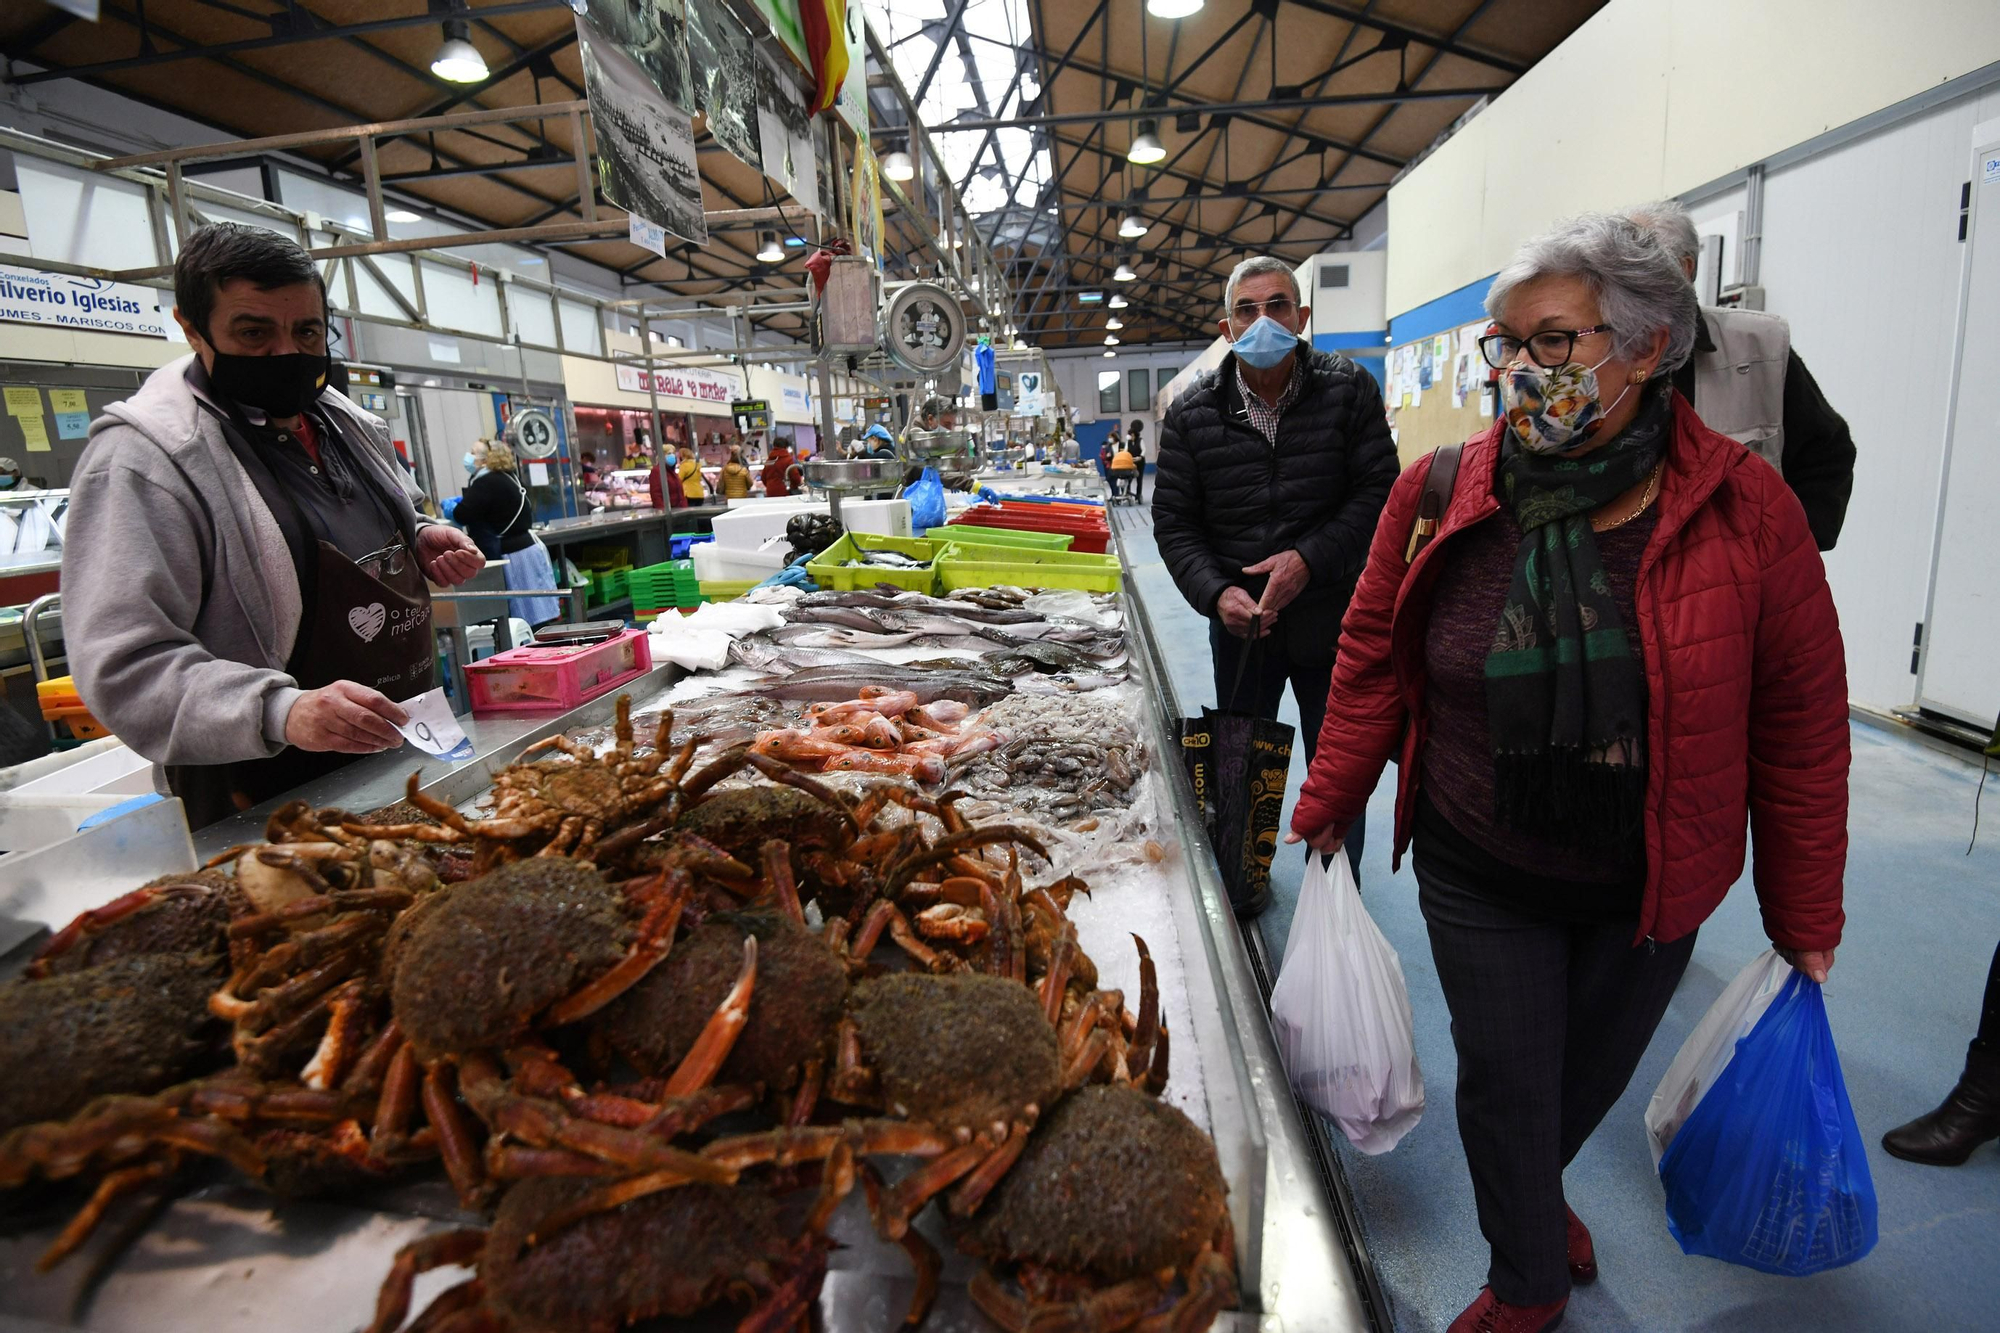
top-left (1228, 297), bottom-right (1297, 323)
top-left (357, 542), bottom-right (408, 582)
top-left (1478, 324), bottom-right (1614, 370)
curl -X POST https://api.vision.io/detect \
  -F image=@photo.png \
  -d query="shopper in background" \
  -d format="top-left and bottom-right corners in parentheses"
top-left (719, 446), bottom-right (753, 500)
top-left (1109, 437), bottom-right (1137, 501)
top-left (646, 454), bottom-right (685, 510)
top-left (861, 423), bottom-right (899, 461)
top-left (677, 442), bottom-right (708, 503)
top-left (1154, 253), bottom-right (1398, 901)
top-left (1626, 199), bottom-right (1857, 550)
top-left (1126, 418), bottom-right (1148, 502)
top-left (762, 436), bottom-right (797, 497)
top-left (63, 222), bottom-right (483, 828)
top-left (577, 449), bottom-right (599, 489)
top-left (0, 457), bottom-right (39, 492)
top-left (452, 443), bottom-right (559, 626)
top-left (1096, 435), bottom-right (1115, 490)
top-left (1287, 214), bottom-right (1848, 1333)
top-left (1881, 939), bottom-right (2000, 1164)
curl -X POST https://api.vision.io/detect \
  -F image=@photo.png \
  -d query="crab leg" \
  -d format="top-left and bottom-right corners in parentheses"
top-left (457, 1060), bottom-right (734, 1183)
top-left (370, 1045), bottom-right (423, 1150)
top-left (403, 1279), bottom-right (487, 1333)
top-left (1039, 923), bottom-right (1078, 1026)
top-left (25, 885), bottom-right (204, 977)
top-left (366, 1228), bottom-right (488, 1333)
top-left (761, 840), bottom-right (804, 926)
top-left (896, 1230), bottom-right (944, 1328)
top-left (873, 1141), bottom-right (989, 1238)
top-left (969, 1269), bottom-right (1030, 1331)
top-left (542, 869), bottom-right (689, 1025)
top-left (887, 905), bottom-right (956, 973)
top-left (1145, 1022), bottom-right (1171, 1096)
top-left (787, 1058), bottom-right (824, 1130)
top-left (486, 1145), bottom-right (621, 1179)
top-left (35, 1154), bottom-right (180, 1272)
top-left (343, 1021), bottom-right (406, 1097)
top-left (1061, 1029), bottom-right (1114, 1092)
top-left (660, 935), bottom-right (757, 1096)
top-left (1126, 936), bottom-right (1160, 1081)
top-left (981, 882), bottom-right (1012, 979)
top-left (421, 1065), bottom-right (488, 1208)
top-left (213, 946), bottom-right (362, 1028)
top-left (826, 1018), bottom-right (877, 1104)
top-left (522, 1168), bottom-right (706, 1246)
top-left (300, 979), bottom-right (372, 1089)
top-left (885, 826), bottom-right (1051, 898)
top-left (946, 1123), bottom-right (1030, 1218)
top-left (738, 1240), bottom-right (830, 1333)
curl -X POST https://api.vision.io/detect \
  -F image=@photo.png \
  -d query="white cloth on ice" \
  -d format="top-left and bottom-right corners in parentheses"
top-left (683, 601), bottom-right (786, 635)
top-left (647, 622), bottom-right (733, 670)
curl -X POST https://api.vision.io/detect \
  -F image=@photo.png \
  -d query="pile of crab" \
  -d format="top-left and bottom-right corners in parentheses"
top-left (1, 696), bottom-right (1236, 1333)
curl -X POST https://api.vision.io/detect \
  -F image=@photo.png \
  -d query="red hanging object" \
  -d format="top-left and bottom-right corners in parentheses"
top-left (799, 0), bottom-right (849, 116)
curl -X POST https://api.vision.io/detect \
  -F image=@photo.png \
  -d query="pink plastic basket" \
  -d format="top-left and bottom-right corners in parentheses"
top-left (463, 629), bottom-right (653, 714)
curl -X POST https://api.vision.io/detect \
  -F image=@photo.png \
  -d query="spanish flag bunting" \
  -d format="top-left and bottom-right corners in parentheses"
top-left (800, 0), bottom-right (849, 116)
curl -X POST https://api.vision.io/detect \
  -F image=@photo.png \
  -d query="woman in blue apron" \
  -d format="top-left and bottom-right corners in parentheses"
top-left (454, 443), bottom-right (561, 626)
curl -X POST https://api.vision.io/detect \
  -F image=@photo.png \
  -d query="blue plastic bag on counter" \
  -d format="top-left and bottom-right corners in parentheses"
top-left (1658, 970), bottom-right (1877, 1276)
top-left (906, 466), bottom-right (947, 531)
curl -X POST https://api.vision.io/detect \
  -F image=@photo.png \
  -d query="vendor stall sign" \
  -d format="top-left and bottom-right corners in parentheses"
top-left (778, 382), bottom-right (812, 418)
top-left (0, 264), bottom-right (168, 339)
top-left (614, 362), bottom-right (744, 404)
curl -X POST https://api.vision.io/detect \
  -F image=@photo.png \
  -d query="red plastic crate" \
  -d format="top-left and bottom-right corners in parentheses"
top-left (948, 509), bottom-right (1108, 554)
top-left (464, 628), bottom-right (653, 714)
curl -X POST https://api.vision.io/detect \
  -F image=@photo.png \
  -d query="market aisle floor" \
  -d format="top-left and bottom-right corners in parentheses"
top-left (1115, 505), bottom-right (2000, 1333)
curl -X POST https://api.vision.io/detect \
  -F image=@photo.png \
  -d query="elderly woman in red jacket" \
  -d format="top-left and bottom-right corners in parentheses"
top-left (1287, 213), bottom-right (1848, 1333)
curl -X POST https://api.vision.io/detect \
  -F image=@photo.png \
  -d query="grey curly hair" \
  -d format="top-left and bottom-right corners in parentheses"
top-left (1484, 212), bottom-right (1699, 372)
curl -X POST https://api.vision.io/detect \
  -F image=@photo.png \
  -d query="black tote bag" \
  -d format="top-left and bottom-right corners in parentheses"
top-left (1180, 619), bottom-right (1294, 912)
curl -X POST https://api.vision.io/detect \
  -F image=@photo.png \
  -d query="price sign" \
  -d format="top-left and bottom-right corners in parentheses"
top-left (395, 687), bottom-right (474, 761)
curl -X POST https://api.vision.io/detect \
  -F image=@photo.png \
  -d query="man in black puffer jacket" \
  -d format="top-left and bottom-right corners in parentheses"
top-left (1153, 256), bottom-right (1398, 898)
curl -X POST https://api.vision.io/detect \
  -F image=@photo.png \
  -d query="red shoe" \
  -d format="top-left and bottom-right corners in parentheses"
top-left (1565, 1205), bottom-right (1597, 1285)
top-left (1447, 1288), bottom-right (1567, 1333)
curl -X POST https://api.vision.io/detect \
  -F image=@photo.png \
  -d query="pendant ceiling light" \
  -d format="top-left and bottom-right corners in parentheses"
top-left (430, 16), bottom-right (488, 83)
top-left (1118, 212), bottom-right (1148, 239)
top-left (1147, 0), bottom-right (1206, 16)
top-left (1113, 259), bottom-right (1137, 282)
top-left (1104, 334), bottom-right (1120, 345)
top-left (1103, 349), bottom-right (1116, 357)
top-left (1127, 119), bottom-right (1166, 165)
top-left (1108, 293), bottom-right (1129, 308)
top-left (755, 230), bottom-right (785, 263)
top-left (881, 148), bottom-right (914, 181)
top-left (1106, 317), bottom-right (1124, 330)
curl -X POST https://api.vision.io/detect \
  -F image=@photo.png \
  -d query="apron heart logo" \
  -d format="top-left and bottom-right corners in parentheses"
top-left (349, 603), bottom-right (387, 643)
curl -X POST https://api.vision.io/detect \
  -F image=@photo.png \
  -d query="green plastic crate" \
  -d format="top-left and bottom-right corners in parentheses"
top-left (698, 579), bottom-right (759, 602)
top-left (628, 559), bottom-right (698, 614)
top-left (930, 523), bottom-right (1072, 551)
top-left (936, 542), bottom-right (1122, 593)
top-left (806, 533), bottom-right (941, 593)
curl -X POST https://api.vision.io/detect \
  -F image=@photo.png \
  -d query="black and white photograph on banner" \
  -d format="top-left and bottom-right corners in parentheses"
top-left (578, 0), bottom-right (692, 112)
top-left (576, 13), bottom-right (708, 246)
top-left (754, 45), bottom-right (820, 217)
top-left (687, 0), bottom-right (760, 170)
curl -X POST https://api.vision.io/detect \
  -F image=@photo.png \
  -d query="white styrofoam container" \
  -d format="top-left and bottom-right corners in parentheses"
top-left (840, 498), bottom-right (913, 538)
top-left (708, 502), bottom-right (827, 550)
top-left (693, 540), bottom-right (789, 582)
top-left (0, 742), bottom-right (160, 853)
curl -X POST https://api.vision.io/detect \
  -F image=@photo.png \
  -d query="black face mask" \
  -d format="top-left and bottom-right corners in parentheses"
top-left (205, 347), bottom-right (330, 418)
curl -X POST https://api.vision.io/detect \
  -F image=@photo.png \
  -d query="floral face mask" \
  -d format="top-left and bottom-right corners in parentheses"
top-left (1499, 352), bottom-right (1632, 454)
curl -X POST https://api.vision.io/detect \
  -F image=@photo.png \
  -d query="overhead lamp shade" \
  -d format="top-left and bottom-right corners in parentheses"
top-left (1117, 212), bottom-right (1147, 239)
top-left (1147, 0), bottom-right (1206, 16)
top-left (1104, 335), bottom-right (1120, 345)
top-left (385, 208), bottom-right (421, 224)
top-left (1106, 317), bottom-right (1124, 330)
top-left (430, 21), bottom-right (488, 83)
top-left (1012, 338), bottom-right (1027, 349)
top-left (1103, 349), bottom-right (1116, 357)
top-left (1108, 293), bottom-right (1129, 308)
top-left (1113, 260), bottom-right (1137, 282)
top-left (1127, 119), bottom-right (1166, 165)
top-left (755, 229), bottom-right (785, 263)
top-left (881, 149), bottom-right (914, 181)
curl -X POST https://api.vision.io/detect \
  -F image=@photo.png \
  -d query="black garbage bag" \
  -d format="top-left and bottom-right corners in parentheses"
top-left (1179, 626), bottom-right (1293, 914)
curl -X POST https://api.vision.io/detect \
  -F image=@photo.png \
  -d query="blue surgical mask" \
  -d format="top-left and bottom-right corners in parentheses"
top-left (0, 476), bottom-right (16, 490)
top-left (1229, 315), bottom-right (1298, 369)
top-left (463, 451), bottom-right (479, 475)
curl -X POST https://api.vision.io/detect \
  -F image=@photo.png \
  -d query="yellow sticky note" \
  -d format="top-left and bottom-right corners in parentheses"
top-left (48, 390), bottom-right (87, 415)
top-left (4, 387), bottom-right (41, 416)
top-left (19, 415), bottom-right (51, 451)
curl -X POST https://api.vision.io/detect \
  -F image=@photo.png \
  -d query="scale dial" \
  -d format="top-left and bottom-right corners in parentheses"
top-left (882, 283), bottom-right (967, 375)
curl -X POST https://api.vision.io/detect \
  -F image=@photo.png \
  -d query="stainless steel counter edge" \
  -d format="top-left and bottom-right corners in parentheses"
top-left (191, 662), bottom-right (686, 860)
top-left (1117, 561), bottom-right (1371, 1333)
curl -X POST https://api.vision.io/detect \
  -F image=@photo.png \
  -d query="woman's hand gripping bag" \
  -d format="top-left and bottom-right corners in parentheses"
top-left (1657, 966), bottom-right (1878, 1276)
top-left (1269, 851), bottom-right (1424, 1153)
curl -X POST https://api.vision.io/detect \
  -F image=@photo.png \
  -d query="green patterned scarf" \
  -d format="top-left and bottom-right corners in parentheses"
top-left (1486, 384), bottom-right (1670, 842)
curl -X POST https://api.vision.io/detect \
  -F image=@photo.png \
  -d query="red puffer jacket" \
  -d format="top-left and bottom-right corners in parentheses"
top-left (1291, 395), bottom-right (1848, 950)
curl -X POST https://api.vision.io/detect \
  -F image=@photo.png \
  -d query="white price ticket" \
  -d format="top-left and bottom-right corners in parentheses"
top-left (396, 687), bottom-right (475, 761)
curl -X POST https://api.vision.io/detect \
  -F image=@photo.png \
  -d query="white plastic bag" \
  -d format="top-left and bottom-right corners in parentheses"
top-left (1644, 948), bottom-right (1792, 1167)
top-left (1269, 852), bottom-right (1425, 1154)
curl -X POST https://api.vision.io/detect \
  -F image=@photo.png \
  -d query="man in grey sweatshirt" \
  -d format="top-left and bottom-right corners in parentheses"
top-left (63, 223), bottom-right (484, 825)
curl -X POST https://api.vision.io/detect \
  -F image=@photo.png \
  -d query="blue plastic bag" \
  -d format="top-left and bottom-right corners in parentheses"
top-left (1658, 971), bottom-right (1877, 1276)
top-left (906, 466), bottom-right (947, 531)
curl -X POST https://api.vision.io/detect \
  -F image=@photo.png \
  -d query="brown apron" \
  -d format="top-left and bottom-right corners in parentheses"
top-left (168, 391), bottom-right (437, 829)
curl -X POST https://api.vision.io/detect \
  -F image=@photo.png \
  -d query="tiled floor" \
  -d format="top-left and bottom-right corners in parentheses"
top-left (1115, 504), bottom-right (2000, 1333)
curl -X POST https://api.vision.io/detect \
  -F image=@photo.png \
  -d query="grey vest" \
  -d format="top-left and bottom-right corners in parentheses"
top-left (1691, 307), bottom-right (1789, 474)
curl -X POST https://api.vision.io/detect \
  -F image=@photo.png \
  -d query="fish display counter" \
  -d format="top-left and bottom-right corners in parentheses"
top-left (0, 582), bottom-right (1370, 1331)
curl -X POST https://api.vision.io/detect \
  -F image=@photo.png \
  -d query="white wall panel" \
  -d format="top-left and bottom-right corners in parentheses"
top-left (16, 158), bottom-right (158, 271)
top-left (418, 259), bottom-right (503, 339)
top-left (559, 298), bottom-right (604, 356)
top-left (1759, 84), bottom-right (2000, 712)
top-left (505, 283), bottom-right (559, 349)
top-left (1386, 0), bottom-right (2000, 315)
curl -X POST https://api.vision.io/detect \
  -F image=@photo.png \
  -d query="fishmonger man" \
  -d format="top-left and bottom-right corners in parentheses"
top-left (63, 223), bottom-right (485, 828)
